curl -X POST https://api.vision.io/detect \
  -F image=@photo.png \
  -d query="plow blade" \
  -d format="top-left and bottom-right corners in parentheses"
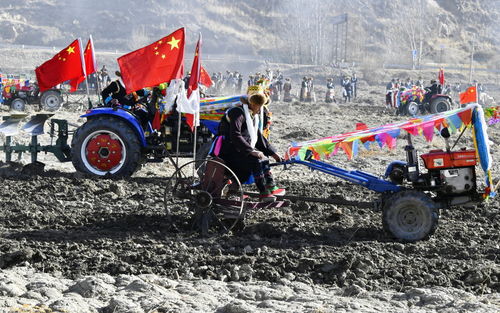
top-left (0, 114), bottom-right (28, 136)
top-left (21, 114), bottom-right (54, 135)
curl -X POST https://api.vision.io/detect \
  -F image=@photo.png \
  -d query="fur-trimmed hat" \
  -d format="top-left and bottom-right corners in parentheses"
top-left (247, 84), bottom-right (268, 106)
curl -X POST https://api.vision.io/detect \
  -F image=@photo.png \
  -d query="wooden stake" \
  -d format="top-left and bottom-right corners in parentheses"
top-left (493, 179), bottom-right (500, 192)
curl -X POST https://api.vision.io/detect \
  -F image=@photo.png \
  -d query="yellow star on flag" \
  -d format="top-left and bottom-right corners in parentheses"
top-left (66, 45), bottom-right (75, 54)
top-left (167, 36), bottom-right (180, 50)
top-left (161, 54), bottom-right (166, 59)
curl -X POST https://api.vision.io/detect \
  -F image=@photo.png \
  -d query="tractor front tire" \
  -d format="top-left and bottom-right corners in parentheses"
top-left (430, 97), bottom-right (451, 114)
top-left (71, 116), bottom-right (142, 177)
top-left (406, 101), bottom-right (419, 116)
top-left (40, 90), bottom-right (63, 112)
top-left (382, 190), bottom-right (439, 242)
top-left (10, 98), bottom-right (27, 112)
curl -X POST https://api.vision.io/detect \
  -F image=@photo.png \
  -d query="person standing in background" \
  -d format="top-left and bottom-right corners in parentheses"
top-left (351, 73), bottom-right (358, 99)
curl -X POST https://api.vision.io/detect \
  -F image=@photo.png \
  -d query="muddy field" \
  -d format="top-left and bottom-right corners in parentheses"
top-left (0, 88), bottom-right (499, 312)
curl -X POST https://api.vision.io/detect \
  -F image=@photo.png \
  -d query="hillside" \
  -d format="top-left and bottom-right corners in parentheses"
top-left (0, 0), bottom-right (499, 67)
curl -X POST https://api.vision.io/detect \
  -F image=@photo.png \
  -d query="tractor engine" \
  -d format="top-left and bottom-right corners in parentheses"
top-left (384, 129), bottom-right (480, 205)
top-left (420, 149), bottom-right (477, 195)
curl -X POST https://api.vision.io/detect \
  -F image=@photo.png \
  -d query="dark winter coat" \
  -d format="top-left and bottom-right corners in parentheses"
top-left (217, 106), bottom-right (276, 158)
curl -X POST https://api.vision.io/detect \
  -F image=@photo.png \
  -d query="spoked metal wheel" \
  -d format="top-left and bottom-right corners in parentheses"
top-left (164, 159), bottom-right (245, 236)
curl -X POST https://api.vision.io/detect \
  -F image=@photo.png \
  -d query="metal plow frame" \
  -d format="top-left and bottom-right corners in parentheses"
top-left (0, 114), bottom-right (72, 164)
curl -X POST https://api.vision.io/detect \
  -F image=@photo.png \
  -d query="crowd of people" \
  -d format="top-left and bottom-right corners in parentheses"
top-left (208, 71), bottom-right (244, 95)
top-left (297, 73), bottom-right (358, 104)
top-left (193, 68), bottom-right (362, 105)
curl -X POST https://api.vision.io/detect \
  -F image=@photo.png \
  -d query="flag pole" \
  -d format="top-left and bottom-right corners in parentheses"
top-left (96, 73), bottom-right (102, 102)
top-left (84, 73), bottom-right (92, 110)
top-left (175, 95), bottom-right (182, 168)
top-left (192, 111), bottom-right (198, 162)
top-left (476, 82), bottom-right (479, 104)
top-left (192, 111), bottom-right (198, 178)
top-left (192, 33), bottom-right (202, 168)
top-left (77, 38), bottom-right (91, 110)
top-left (90, 35), bottom-right (101, 105)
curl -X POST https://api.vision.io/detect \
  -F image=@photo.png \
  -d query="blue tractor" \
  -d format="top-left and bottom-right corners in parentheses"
top-left (70, 96), bottom-right (233, 177)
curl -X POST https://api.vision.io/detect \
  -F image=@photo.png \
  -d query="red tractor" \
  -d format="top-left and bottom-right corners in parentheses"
top-left (398, 86), bottom-right (452, 116)
top-left (2, 82), bottom-right (63, 112)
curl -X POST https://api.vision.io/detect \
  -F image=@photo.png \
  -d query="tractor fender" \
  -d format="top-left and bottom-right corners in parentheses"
top-left (81, 107), bottom-right (147, 147)
top-left (384, 161), bottom-right (407, 179)
top-left (430, 94), bottom-right (452, 102)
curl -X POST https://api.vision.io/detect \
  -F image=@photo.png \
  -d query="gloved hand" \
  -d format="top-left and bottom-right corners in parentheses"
top-left (249, 151), bottom-right (265, 159)
top-left (110, 99), bottom-right (120, 107)
top-left (271, 153), bottom-right (284, 162)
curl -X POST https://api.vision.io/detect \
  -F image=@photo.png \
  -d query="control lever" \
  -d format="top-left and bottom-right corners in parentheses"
top-left (441, 127), bottom-right (451, 152)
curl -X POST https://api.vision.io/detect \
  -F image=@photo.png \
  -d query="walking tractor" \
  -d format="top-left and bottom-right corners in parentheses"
top-left (164, 103), bottom-right (496, 241)
top-left (0, 96), bottom-right (496, 241)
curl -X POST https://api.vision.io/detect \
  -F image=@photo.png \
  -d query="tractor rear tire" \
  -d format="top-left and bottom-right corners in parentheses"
top-left (382, 190), bottom-right (439, 242)
top-left (430, 97), bottom-right (450, 114)
top-left (71, 116), bottom-right (142, 177)
top-left (406, 101), bottom-right (419, 116)
top-left (10, 98), bottom-right (27, 112)
top-left (40, 90), bottom-right (63, 112)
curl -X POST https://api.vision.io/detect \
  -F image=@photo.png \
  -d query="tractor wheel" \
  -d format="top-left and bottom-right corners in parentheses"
top-left (382, 190), bottom-right (439, 242)
top-left (10, 98), bottom-right (27, 112)
top-left (430, 97), bottom-right (450, 114)
top-left (71, 116), bottom-right (142, 177)
top-left (406, 101), bottom-right (419, 116)
top-left (40, 90), bottom-right (63, 112)
top-left (164, 159), bottom-right (245, 236)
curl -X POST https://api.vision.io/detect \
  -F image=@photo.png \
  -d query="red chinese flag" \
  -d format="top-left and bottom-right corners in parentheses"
top-left (35, 39), bottom-right (85, 92)
top-left (187, 39), bottom-right (201, 98)
top-left (438, 68), bottom-right (445, 85)
top-left (200, 65), bottom-right (213, 87)
top-left (85, 35), bottom-right (97, 75)
top-left (185, 36), bottom-right (202, 131)
top-left (69, 36), bottom-right (98, 91)
top-left (118, 28), bottom-right (185, 94)
top-left (459, 86), bottom-right (477, 105)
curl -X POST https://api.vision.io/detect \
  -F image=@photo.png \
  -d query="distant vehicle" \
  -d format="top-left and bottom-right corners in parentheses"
top-left (1, 82), bottom-right (63, 112)
top-left (398, 86), bottom-right (452, 116)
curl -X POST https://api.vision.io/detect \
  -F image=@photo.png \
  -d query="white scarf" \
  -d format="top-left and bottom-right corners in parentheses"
top-left (259, 106), bottom-right (264, 133)
top-left (242, 104), bottom-right (259, 148)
